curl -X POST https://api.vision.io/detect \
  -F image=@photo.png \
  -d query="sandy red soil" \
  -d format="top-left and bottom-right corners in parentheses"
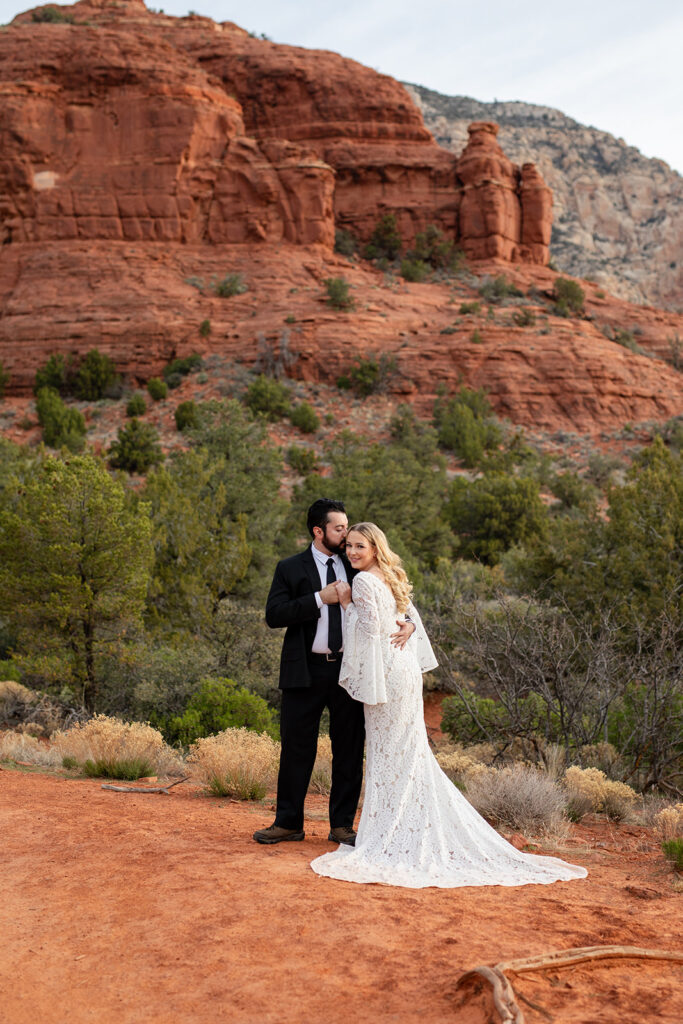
top-left (1, 767), bottom-right (681, 1024)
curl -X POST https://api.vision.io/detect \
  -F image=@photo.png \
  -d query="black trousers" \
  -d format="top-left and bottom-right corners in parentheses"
top-left (275, 657), bottom-right (365, 831)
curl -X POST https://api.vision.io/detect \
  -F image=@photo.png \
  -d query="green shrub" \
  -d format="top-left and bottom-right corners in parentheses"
top-left (409, 225), bottom-right (464, 273)
top-left (478, 275), bottom-right (523, 304)
top-left (613, 328), bottom-right (640, 353)
top-left (126, 394), bottom-right (147, 417)
top-left (433, 387), bottom-right (502, 466)
top-left (289, 402), bottom-right (320, 434)
top-left (213, 273), bottom-right (247, 298)
top-left (447, 473), bottom-right (548, 563)
top-left (471, 329), bottom-right (483, 344)
top-left (324, 277), bottom-right (354, 311)
top-left (74, 349), bottom-right (119, 401)
top-left (175, 400), bottom-right (199, 432)
top-left (553, 278), bottom-right (585, 316)
top-left (199, 319), bottom-right (211, 337)
top-left (35, 387), bottom-right (86, 452)
top-left (0, 361), bottom-right (8, 398)
top-left (108, 419), bottom-right (163, 473)
top-left (147, 377), bottom-right (168, 401)
top-left (662, 838), bottom-right (683, 872)
top-left (400, 258), bottom-right (430, 282)
top-left (334, 228), bottom-right (357, 256)
top-left (83, 757), bottom-right (154, 780)
top-left (244, 374), bottom-right (291, 420)
top-left (364, 213), bottom-right (402, 261)
top-left (31, 5), bottom-right (74, 22)
top-left (460, 301), bottom-right (481, 315)
top-left (163, 354), bottom-right (202, 384)
top-left (164, 677), bottom-right (279, 747)
top-left (440, 326), bottom-right (457, 335)
top-left (512, 307), bottom-right (536, 327)
top-left (339, 353), bottom-right (397, 397)
top-left (287, 445), bottom-right (320, 475)
top-left (34, 354), bottom-right (69, 396)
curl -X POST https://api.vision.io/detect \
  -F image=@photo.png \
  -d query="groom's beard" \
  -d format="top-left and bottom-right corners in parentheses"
top-left (323, 533), bottom-right (346, 556)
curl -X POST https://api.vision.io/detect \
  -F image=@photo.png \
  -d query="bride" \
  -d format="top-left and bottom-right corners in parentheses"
top-left (310, 522), bottom-right (587, 889)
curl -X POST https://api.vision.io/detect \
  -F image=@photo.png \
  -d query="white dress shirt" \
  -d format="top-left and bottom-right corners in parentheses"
top-left (310, 543), bottom-right (348, 653)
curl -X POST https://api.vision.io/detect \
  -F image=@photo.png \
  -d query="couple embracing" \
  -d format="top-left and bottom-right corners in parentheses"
top-left (254, 498), bottom-right (587, 889)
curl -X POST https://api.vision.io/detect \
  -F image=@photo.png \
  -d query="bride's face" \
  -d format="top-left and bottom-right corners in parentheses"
top-left (345, 531), bottom-right (377, 572)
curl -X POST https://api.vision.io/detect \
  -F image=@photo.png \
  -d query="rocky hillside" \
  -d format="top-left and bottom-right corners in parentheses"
top-left (406, 85), bottom-right (683, 311)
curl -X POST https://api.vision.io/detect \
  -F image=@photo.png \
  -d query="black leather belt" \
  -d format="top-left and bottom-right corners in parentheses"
top-left (311, 652), bottom-right (342, 662)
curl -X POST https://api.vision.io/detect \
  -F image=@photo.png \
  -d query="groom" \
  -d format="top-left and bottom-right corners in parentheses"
top-left (254, 498), bottom-right (413, 847)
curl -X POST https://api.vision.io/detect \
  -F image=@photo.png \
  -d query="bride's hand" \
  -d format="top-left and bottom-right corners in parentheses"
top-left (335, 580), bottom-right (352, 609)
top-left (390, 620), bottom-right (415, 650)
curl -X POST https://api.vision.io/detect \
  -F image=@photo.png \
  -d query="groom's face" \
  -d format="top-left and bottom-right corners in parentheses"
top-left (316, 511), bottom-right (348, 555)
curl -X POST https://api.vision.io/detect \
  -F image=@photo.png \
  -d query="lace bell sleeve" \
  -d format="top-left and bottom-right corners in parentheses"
top-left (406, 599), bottom-right (438, 674)
top-left (339, 574), bottom-right (387, 705)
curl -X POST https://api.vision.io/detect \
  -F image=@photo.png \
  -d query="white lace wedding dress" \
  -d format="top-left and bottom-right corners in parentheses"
top-left (311, 572), bottom-right (587, 889)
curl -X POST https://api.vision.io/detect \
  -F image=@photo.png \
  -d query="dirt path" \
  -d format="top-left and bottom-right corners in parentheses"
top-left (1, 768), bottom-right (680, 1024)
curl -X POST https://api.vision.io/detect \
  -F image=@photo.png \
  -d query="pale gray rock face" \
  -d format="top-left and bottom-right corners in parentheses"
top-left (405, 84), bottom-right (683, 311)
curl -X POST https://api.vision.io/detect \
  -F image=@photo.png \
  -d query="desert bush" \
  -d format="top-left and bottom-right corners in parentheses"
top-left (199, 319), bottom-right (211, 337)
top-left (36, 387), bottom-right (86, 452)
top-left (147, 377), bottom-right (168, 401)
top-left (433, 386), bottom-right (503, 466)
top-left (34, 353), bottom-right (70, 396)
top-left (244, 374), bottom-right (291, 420)
top-left (612, 328), bottom-right (640, 353)
top-left (667, 333), bottom-right (682, 371)
top-left (465, 764), bottom-right (568, 835)
top-left (108, 419), bottom-right (163, 473)
top-left (289, 402), bottom-right (320, 434)
top-left (324, 277), bottom-right (354, 311)
top-left (175, 400), bottom-right (199, 432)
top-left (400, 258), bottom-right (430, 282)
top-left (334, 229), bottom-right (357, 257)
top-left (287, 445), bottom-right (320, 475)
top-left (337, 353), bottom-right (398, 397)
top-left (163, 353), bottom-right (202, 385)
top-left (52, 714), bottom-right (182, 776)
top-left (364, 213), bottom-right (402, 261)
top-left (309, 734), bottom-right (333, 794)
top-left (564, 766), bottom-right (638, 821)
top-left (126, 394), bottom-right (147, 417)
top-left (460, 301), bottom-right (481, 315)
top-left (0, 680), bottom-right (37, 726)
top-left (213, 273), bottom-right (247, 298)
top-left (74, 349), bottom-right (118, 400)
top-left (653, 805), bottom-right (683, 841)
top-left (512, 307), bottom-right (536, 327)
top-left (436, 748), bottom-right (493, 787)
top-left (0, 361), bottom-right (8, 398)
top-left (447, 473), bottom-right (548, 563)
top-left (408, 225), bottom-right (464, 273)
top-left (31, 5), bottom-right (74, 21)
top-left (0, 731), bottom-right (62, 768)
top-left (553, 278), bottom-right (585, 316)
top-left (162, 677), bottom-right (278, 747)
top-left (188, 727), bottom-right (280, 800)
top-left (661, 838), bottom-right (683, 872)
top-left (83, 756), bottom-right (154, 780)
top-left (478, 275), bottom-right (523, 304)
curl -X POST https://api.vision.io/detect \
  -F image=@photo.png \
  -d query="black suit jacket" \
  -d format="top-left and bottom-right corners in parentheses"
top-left (265, 546), bottom-right (356, 689)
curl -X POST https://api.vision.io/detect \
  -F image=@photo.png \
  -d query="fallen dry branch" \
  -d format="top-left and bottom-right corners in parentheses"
top-left (455, 945), bottom-right (683, 1024)
top-left (101, 776), bottom-right (191, 795)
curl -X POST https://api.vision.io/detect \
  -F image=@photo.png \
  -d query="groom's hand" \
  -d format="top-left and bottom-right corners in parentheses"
top-left (335, 581), bottom-right (352, 608)
top-left (390, 620), bottom-right (416, 650)
top-left (320, 582), bottom-right (341, 604)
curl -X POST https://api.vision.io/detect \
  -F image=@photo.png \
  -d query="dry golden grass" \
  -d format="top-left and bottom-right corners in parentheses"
top-left (309, 734), bottom-right (333, 795)
top-left (653, 804), bottom-right (683, 841)
top-left (564, 765), bottom-right (638, 821)
top-left (52, 714), bottom-right (183, 776)
top-left (436, 748), bottom-right (494, 786)
top-left (0, 730), bottom-right (62, 768)
top-left (188, 727), bottom-right (280, 800)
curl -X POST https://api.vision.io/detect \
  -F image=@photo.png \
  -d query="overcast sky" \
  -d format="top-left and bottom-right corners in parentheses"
top-left (3, 0), bottom-right (682, 175)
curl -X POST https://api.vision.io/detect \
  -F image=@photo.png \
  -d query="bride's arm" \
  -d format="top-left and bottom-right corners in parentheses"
top-left (338, 574), bottom-right (387, 704)
top-left (406, 599), bottom-right (439, 674)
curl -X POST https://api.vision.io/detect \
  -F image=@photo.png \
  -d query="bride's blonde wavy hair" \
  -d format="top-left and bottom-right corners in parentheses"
top-left (348, 522), bottom-right (413, 614)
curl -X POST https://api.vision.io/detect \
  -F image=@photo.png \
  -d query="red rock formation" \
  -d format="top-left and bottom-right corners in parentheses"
top-left (455, 123), bottom-right (552, 264)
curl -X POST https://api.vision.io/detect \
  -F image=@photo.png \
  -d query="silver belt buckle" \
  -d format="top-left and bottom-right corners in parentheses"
top-left (326, 653), bottom-right (337, 662)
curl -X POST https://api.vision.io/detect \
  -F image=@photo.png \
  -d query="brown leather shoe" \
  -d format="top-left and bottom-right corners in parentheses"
top-left (253, 824), bottom-right (305, 844)
top-left (328, 826), bottom-right (356, 846)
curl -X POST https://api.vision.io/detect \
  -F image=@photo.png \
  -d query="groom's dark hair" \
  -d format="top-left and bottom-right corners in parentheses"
top-left (307, 498), bottom-right (346, 537)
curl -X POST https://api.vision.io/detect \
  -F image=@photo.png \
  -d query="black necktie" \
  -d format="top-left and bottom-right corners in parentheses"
top-left (326, 557), bottom-right (343, 654)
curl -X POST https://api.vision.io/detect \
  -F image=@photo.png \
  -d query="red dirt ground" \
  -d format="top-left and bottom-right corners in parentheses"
top-left (1, 767), bottom-right (681, 1024)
